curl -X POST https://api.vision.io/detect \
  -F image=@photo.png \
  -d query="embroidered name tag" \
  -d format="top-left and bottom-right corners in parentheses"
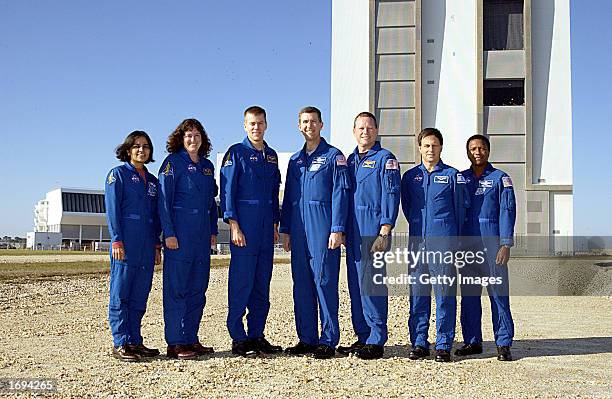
top-left (147, 182), bottom-right (157, 196)
top-left (363, 160), bottom-right (376, 168)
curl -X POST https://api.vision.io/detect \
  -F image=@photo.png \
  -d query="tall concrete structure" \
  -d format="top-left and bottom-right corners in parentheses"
top-left (331, 0), bottom-right (573, 249)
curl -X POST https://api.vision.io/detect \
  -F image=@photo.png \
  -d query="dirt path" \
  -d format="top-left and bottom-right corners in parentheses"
top-left (0, 263), bottom-right (610, 398)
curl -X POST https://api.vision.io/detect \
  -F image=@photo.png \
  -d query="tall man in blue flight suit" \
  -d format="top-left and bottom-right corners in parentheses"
top-left (400, 128), bottom-right (468, 362)
top-left (337, 112), bottom-right (401, 360)
top-left (220, 106), bottom-right (283, 358)
top-left (455, 134), bottom-right (516, 361)
top-left (280, 106), bottom-right (350, 359)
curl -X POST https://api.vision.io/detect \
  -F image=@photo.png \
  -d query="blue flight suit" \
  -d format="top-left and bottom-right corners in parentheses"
top-left (400, 160), bottom-right (467, 351)
top-left (345, 142), bottom-right (401, 346)
top-left (280, 138), bottom-right (350, 348)
top-left (220, 138), bottom-right (281, 343)
top-left (158, 149), bottom-right (218, 346)
top-left (105, 162), bottom-right (161, 347)
top-left (459, 163), bottom-right (516, 347)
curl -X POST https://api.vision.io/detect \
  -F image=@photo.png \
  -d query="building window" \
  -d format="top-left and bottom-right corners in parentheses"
top-left (62, 192), bottom-right (106, 213)
top-left (484, 80), bottom-right (524, 106)
top-left (484, 0), bottom-right (524, 50)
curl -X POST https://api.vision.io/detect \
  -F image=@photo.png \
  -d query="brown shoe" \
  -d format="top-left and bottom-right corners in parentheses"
top-left (166, 345), bottom-right (198, 360)
top-left (113, 345), bottom-right (140, 362)
top-left (190, 342), bottom-right (214, 356)
top-left (126, 344), bottom-right (160, 358)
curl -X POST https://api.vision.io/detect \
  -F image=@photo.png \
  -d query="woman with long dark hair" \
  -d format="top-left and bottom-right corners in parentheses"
top-left (105, 130), bottom-right (162, 362)
top-left (158, 118), bottom-right (218, 360)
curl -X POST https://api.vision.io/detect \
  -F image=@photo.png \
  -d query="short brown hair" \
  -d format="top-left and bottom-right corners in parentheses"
top-left (166, 118), bottom-right (212, 157)
top-left (353, 111), bottom-right (378, 128)
top-left (115, 130), bottom-right (155, 163)
top-left (298, 106), bottom-right (322, 123)
top-left (244, 106), bottom-right (267, 122)
top-left (417, 127), bottom-right (443, 146)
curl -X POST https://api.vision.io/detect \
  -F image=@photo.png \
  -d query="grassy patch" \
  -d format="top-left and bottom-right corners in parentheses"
top-left (0, 250), bottom-right (101, 256)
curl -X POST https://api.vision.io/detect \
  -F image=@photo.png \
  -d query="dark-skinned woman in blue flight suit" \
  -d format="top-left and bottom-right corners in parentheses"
top-left (105, 130), bottom-right (162, 362)
top-left (158, 119), bottom-right (219, 360)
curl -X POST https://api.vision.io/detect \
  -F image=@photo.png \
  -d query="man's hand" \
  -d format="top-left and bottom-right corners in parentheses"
top-left (154, 247), bottom-right (162, 265)
top-left (281, 233), bottom-right (291, 252)
top-left (165, 236), bottom-right (179, 250)
top-left (112, 246), bottom-right (125, 261)
top-left (273, 224), bottom-right (280, 245)
top-left (229, 220), bottom-right (246, 247)
top-left (328, 232), bottom-right (344, 249)
top-left (496, 245), bottom-right (510, 266)
top-left (371, 224), bottom-right (392, 253)
top-left (211, 235), bottom-right (217, 247)
top-left (370, 235), bottom-right (389, 253)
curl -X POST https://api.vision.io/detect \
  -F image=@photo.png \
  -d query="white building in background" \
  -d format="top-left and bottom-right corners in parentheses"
top-left (331, 0), bottom-right (573, 250)
top-left (29, 188), bottom-right (109, 249)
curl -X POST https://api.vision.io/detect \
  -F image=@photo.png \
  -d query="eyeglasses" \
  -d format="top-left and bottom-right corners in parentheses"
top-left (131, 145), bottom-right (151, 150)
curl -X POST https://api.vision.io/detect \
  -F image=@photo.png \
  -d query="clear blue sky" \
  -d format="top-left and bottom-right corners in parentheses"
top-left (0, 1), bottom-right (609, 236)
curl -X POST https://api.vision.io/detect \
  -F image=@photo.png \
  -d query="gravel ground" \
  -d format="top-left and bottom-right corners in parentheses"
top-left (0, 262), bottom-right (611, 398)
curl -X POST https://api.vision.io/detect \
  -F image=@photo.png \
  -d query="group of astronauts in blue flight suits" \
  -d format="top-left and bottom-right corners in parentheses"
top-left (104, 106), bottom-right (516, 363)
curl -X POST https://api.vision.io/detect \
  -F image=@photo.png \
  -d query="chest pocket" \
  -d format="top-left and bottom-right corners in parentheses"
top-left (308, 163), bottom-right (332, 201)
top-left (357, 167), bottom-right (377, 184)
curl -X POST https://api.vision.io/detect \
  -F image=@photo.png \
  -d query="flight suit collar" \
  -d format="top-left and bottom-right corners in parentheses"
top-left (302, 137), bottom-right (330, 159)
top-left (469, 162), bottom-right (495, 179)
top-left (241, 137), bottom-right (269, 153)
top-left (123, 161), bottom-right (149, 175)
top-left (179, 148), bottom-right (201, 166)
top-left (418, 159), bottom-right (446, 174)
top-left (352, 141), bottom-right (382, 159)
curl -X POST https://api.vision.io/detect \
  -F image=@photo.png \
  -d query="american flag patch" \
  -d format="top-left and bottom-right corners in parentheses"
top-left (502, 176), bottom-right (513, 187)
top-left (385, 159), bottom-right (399, 170)
top-left (336, 155), bottom-right (347, 166)
top-left (456, 173), bottom-right (466, 184)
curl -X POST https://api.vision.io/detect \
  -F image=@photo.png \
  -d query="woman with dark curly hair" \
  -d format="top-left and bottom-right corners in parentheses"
top-left (158, 118), bottom-right (218, 360)
top-left (104, 130), bottom-right (162, 362)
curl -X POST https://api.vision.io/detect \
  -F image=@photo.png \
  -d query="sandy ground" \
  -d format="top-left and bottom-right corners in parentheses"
top-left (0, 261), bottom-right (610, 398)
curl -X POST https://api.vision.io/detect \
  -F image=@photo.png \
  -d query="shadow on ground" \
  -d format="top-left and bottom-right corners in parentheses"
top-left (383, 336), bottom-right (612, 360)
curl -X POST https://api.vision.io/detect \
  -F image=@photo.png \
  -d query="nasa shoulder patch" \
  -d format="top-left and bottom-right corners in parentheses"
top-left (502, 176), bottom-right (513, 187)
top-left (163, 162), bottom-right (174, 177)
top-left (107, 171), bottom-right (116, 185)
top-left (223, 152), bottom-right (233, 167)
